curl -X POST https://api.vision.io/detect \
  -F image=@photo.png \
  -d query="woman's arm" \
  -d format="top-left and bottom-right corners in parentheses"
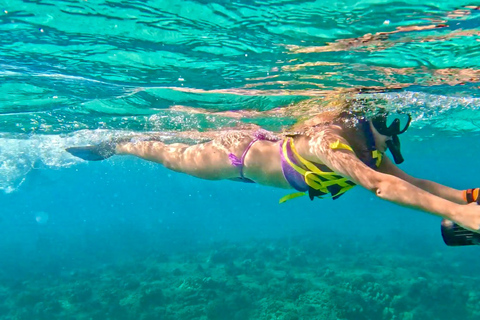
top-left (378, 156), bottom-right (466, 204)
top-left (308, 130), bottom-right (480, 231)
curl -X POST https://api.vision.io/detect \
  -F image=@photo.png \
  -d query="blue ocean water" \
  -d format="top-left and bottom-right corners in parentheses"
top-left (1, 1), bottom-right (480, 319)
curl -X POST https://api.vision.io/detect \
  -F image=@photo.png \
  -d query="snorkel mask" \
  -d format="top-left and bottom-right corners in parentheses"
top-left (371, 112), bottom-right (411, 164)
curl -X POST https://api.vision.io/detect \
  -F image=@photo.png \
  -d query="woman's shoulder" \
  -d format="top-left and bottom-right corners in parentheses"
top-left (283, 123), bottom-right (344, 140)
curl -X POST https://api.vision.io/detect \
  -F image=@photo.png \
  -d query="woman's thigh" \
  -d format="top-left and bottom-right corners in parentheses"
top-left (165, 130), bottom-right (253, 180)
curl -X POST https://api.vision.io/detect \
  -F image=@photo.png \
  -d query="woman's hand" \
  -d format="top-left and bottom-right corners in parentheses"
top-left (452, 203), bottom-right (480, 233)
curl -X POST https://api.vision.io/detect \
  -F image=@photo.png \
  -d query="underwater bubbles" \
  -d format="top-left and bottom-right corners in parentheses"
top-left (35, 211), bottom-right (49, 224)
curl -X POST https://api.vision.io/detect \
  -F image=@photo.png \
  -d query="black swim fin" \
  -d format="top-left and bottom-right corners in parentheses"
top-left (66, 142), bottom-right (116, 161)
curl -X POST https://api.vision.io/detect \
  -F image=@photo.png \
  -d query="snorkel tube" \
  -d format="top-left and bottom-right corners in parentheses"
top-left (371, 112), bottom-right (411, 164)
top-left (386, 135), bottom-right (403, 164)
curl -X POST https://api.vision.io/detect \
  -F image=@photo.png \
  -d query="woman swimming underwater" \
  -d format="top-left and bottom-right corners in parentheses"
top-left (66, 101), bottom-right (480, 246)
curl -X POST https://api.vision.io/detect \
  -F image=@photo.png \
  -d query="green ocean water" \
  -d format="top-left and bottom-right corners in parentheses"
top-left (2, 0), bottom-right (480, 134)
top-left (1, 1), bottom-right (480, 319)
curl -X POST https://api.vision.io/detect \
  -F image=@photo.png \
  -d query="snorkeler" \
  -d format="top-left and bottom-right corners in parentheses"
top-left (66, 105), bottom-right (480, 246)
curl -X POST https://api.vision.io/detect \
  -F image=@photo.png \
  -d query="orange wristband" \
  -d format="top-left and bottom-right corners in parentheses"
top-left (464, 188), bottom-right (480, 204)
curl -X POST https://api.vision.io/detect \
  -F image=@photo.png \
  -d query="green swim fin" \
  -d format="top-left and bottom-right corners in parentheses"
top-left (66, 142), bottom-right (116, 161)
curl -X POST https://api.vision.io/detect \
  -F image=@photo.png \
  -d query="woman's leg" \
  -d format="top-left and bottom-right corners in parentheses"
top-left (116, 131), bottom-right (252, 180)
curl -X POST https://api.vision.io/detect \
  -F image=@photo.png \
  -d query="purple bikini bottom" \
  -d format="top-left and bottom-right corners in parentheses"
top-left (228, 130), bottom-right (279, 183)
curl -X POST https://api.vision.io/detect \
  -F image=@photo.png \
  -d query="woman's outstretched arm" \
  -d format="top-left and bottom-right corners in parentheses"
top-left (378, 156), bottom-right (466, 204)
top-left (308, 130), bottom-right (480, 232)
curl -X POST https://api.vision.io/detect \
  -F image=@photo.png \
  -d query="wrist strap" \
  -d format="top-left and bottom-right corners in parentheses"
top-left (464, 188), bottom-right (480, 204)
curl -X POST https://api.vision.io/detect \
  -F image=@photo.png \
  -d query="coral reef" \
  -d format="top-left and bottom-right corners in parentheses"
top-left (1, 235), bottom-right (478, 320)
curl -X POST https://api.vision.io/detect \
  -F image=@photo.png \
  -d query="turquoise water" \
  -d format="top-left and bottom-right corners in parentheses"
top-left (2, 1), bottom-right (480, 319)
